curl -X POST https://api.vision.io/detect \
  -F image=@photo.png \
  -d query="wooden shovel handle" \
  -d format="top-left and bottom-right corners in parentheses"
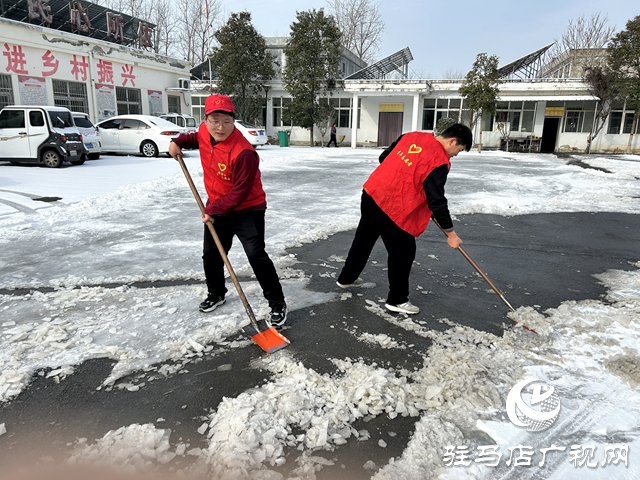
top-left (432, 219), bottom-right (516, 313)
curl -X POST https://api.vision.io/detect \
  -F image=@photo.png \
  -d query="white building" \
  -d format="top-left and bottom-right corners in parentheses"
top-left (0, 1), bottom-right (192, 123)
top-left (191, 43), bottom-right (639, 154)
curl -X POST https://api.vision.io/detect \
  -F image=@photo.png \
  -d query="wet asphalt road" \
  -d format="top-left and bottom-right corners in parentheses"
top-left (0, 211), bottom-right (638, 479)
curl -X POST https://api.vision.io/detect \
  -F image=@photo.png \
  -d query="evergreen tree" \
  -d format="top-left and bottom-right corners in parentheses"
top-left (458, 53), bottom-right (502, 153)
top-left (210, 11), bottom-right (275, 124)
top-left (607, 15), bottom-right (640, 153)
top-left (282, 9), bottom-right (342, 146)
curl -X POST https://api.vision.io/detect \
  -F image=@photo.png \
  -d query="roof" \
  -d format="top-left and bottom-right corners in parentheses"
top-left (345, 47), bottom-right (413, 80)
top-left (0, 0), bottom-right (155, 47)
top-left (498, 44), bottom-right (554, 79)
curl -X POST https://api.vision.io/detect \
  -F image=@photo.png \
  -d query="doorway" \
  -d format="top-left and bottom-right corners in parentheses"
top-left (540, 117), bottom-right (560, 153)
top-left (377, 112), bottom-right (403, 147)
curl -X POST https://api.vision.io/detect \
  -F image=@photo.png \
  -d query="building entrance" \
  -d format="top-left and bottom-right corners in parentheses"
top-left (541, 117), bottom-right (560, 153)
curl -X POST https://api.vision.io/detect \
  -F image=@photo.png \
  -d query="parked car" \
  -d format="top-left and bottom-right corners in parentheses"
top-left (72, 112), bottom-right (101, 160)
top-left (234, 120), bottom-right (268, 146)
top-left (160, 113), bottom-right (198, 133)
top-left (96, 115), bottom-right (186, 157)
top-left (0, 105), bottom-right (86, 167)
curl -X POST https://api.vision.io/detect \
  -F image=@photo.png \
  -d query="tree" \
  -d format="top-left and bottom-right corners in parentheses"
top-left (435, 116), bottom-right (457, 136)
top-left (607, 14), bottom-right (640, 154)
top-left (282, 9), bottom-right (342, 146)
top-left (210, 12), bottom-right (275, 123)
top-left (175, 0), bottom-right (222, 65)
top-left (325, 0), bottom-right (383, 63)
top-left (583, 65), bottom-right (618, 153)
top-left (546, 13), bottom-right (615, 71)
top-left (458, 53), bottom-right (502, 153)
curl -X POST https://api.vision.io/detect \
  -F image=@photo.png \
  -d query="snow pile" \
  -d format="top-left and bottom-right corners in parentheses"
top-left (379, 264), bottom-right (640, 480)
top-left (203, 353), bottom-right (421, 479)
top-left (358, 332), bottom-right (404, 349)
top-left (67, 424), bottom-right (175, 473)
top-left (508, 306), bottom-right (554, 335)
top-left (200, 313), bottom-right (533, 480)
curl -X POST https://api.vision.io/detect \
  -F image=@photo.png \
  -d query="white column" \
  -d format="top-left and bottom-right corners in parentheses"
top-left (350, 92), bottom-right (359, 148)
top-left (411, 93), bottom-right (420, 131)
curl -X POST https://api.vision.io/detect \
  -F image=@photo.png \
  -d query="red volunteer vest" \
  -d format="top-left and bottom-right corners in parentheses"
top-left (197, 124), bottom-right (266, 210)
top-left (363, 132), bottom-right (450, 237)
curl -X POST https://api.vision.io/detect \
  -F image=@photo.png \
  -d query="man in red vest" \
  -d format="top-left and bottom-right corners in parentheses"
top-left (336, 124), bottom-right (472, 315)
top-left (169, 95), bottom-right (287, 326)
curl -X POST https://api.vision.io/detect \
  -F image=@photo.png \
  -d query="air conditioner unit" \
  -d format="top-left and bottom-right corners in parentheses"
top-left (178, 78), bottom-right (190, 89)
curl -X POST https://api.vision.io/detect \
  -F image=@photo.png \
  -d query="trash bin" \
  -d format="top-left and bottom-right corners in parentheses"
top-left (278, 131), bottom-right (289, 147)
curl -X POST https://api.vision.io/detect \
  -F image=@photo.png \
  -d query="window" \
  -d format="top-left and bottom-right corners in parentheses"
top-left (116, 87), bottom-right (142, 115)
top-left (327, 97), bottom-right (361, 128)
top-left (122, 119), bottom-right (149, 130)
top-left (0, 74), bottom-right (14, 109)
top-left (422, 99), bottom-right (435, 130)
top-left (191, 96), bottom-right (206, 124)
top-left (623, 112), bottom-right (636, 134)
top-left (74, 117), bottom-right (94, 128)
top-left (272, 97), bottom-right (292, 127)
top-left (168, 96), bottom-right (181, 114)
top-left (48, 110), bottom-right (73, 128)
top-left (422, 98), bottom-right (461, 131)
top-left (29, 111), bottom-right (45, 127)
top-left (52, 80), bottom-right (88, 113)
top-left (562, 101), bottom-right (596, 133)
top-left (0, 109), bottom-right (24, 128)
top-left (176, 116), bottom-right (185, 127)
top-left (608, 101), bottom-right (638, 134)
top-left (99, 118), bottom-right (123, 129)
top-left (494, 101), bottom-right (536, 133)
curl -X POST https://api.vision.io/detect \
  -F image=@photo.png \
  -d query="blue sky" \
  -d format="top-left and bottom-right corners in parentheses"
top-left (220, 0), bottom-right (636, 78)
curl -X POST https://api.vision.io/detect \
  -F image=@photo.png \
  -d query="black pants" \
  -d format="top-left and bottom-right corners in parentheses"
top-left (327, 134), bottom-right (338, 147)
top-left (203, 210), bottom-right (284, 307)
top-left (337, 191), bottom-right (416, 305)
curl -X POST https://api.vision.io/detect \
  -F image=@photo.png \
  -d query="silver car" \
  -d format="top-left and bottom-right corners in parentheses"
top-left (72, 112), bottom-right (102, 160)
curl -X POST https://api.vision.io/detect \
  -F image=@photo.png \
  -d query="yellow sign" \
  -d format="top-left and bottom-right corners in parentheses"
top-left (408, 144), bottom-right (422, 154)
top-left (545, 107), bottom-right (564, 117)
top-left (380, 104), bottom-right (404, 112)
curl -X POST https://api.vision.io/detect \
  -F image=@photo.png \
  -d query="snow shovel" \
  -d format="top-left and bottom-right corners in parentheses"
top-left (432, 219), bottom-right (536, 334)
top-left (175, 155), bottom-right (290, 353)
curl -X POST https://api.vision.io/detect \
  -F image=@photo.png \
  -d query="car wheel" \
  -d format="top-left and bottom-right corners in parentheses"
top-left (42, 150), bottom-right (62, 168)
top-left (141, 140), bottom-right (158, 157)
top-left (88, 153), bottom-right (100, 160)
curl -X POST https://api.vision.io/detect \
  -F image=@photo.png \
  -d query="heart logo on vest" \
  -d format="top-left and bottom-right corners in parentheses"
top-left (408, 144), bottom-right (422, 154)
top-left (218, 163), bottom-right (227, 172)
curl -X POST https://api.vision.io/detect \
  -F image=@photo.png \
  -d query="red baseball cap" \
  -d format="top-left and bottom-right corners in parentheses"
top-left (205, 95), bottom-right (235, 115)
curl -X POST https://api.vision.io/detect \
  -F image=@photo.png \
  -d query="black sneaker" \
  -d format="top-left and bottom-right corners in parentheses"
top-left (269, 302), bottom-right (288, 327)
top-left (199, 293), bottom-right (225, 313)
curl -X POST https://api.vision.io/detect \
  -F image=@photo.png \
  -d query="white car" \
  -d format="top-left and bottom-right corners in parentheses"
top-left (160, 113), bottom-right (198, 133)
top-left (0, 105), bottom-right (85, 167)
top-left (234, 120), bottom-right (268, 146)
top-left (72, 112), bottom-right (102, 160)
top-left (96, 115), bottom-right (186, 157)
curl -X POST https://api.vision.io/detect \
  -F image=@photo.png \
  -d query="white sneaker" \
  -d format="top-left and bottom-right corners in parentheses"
top-left (385, 301), bottom-right (420, 314)
top-left (336, 277), bottom-right (365, 288)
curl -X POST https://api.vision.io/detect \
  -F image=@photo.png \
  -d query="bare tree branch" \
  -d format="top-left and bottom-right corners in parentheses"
top-left (326, 0), bottom-right (384, 63)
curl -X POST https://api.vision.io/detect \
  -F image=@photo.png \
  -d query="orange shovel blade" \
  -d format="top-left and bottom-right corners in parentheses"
top-left (243, 321), bottom-right (290, 353)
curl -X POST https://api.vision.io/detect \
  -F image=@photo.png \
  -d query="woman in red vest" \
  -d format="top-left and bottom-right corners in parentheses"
top-left (169, 95), bottom-right (287, 326)
top-left (336, 124), bottom-right (472, 315)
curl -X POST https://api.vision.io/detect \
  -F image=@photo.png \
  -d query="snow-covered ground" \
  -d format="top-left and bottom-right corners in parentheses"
top-left (1, 147), bottom-right (639, 479)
